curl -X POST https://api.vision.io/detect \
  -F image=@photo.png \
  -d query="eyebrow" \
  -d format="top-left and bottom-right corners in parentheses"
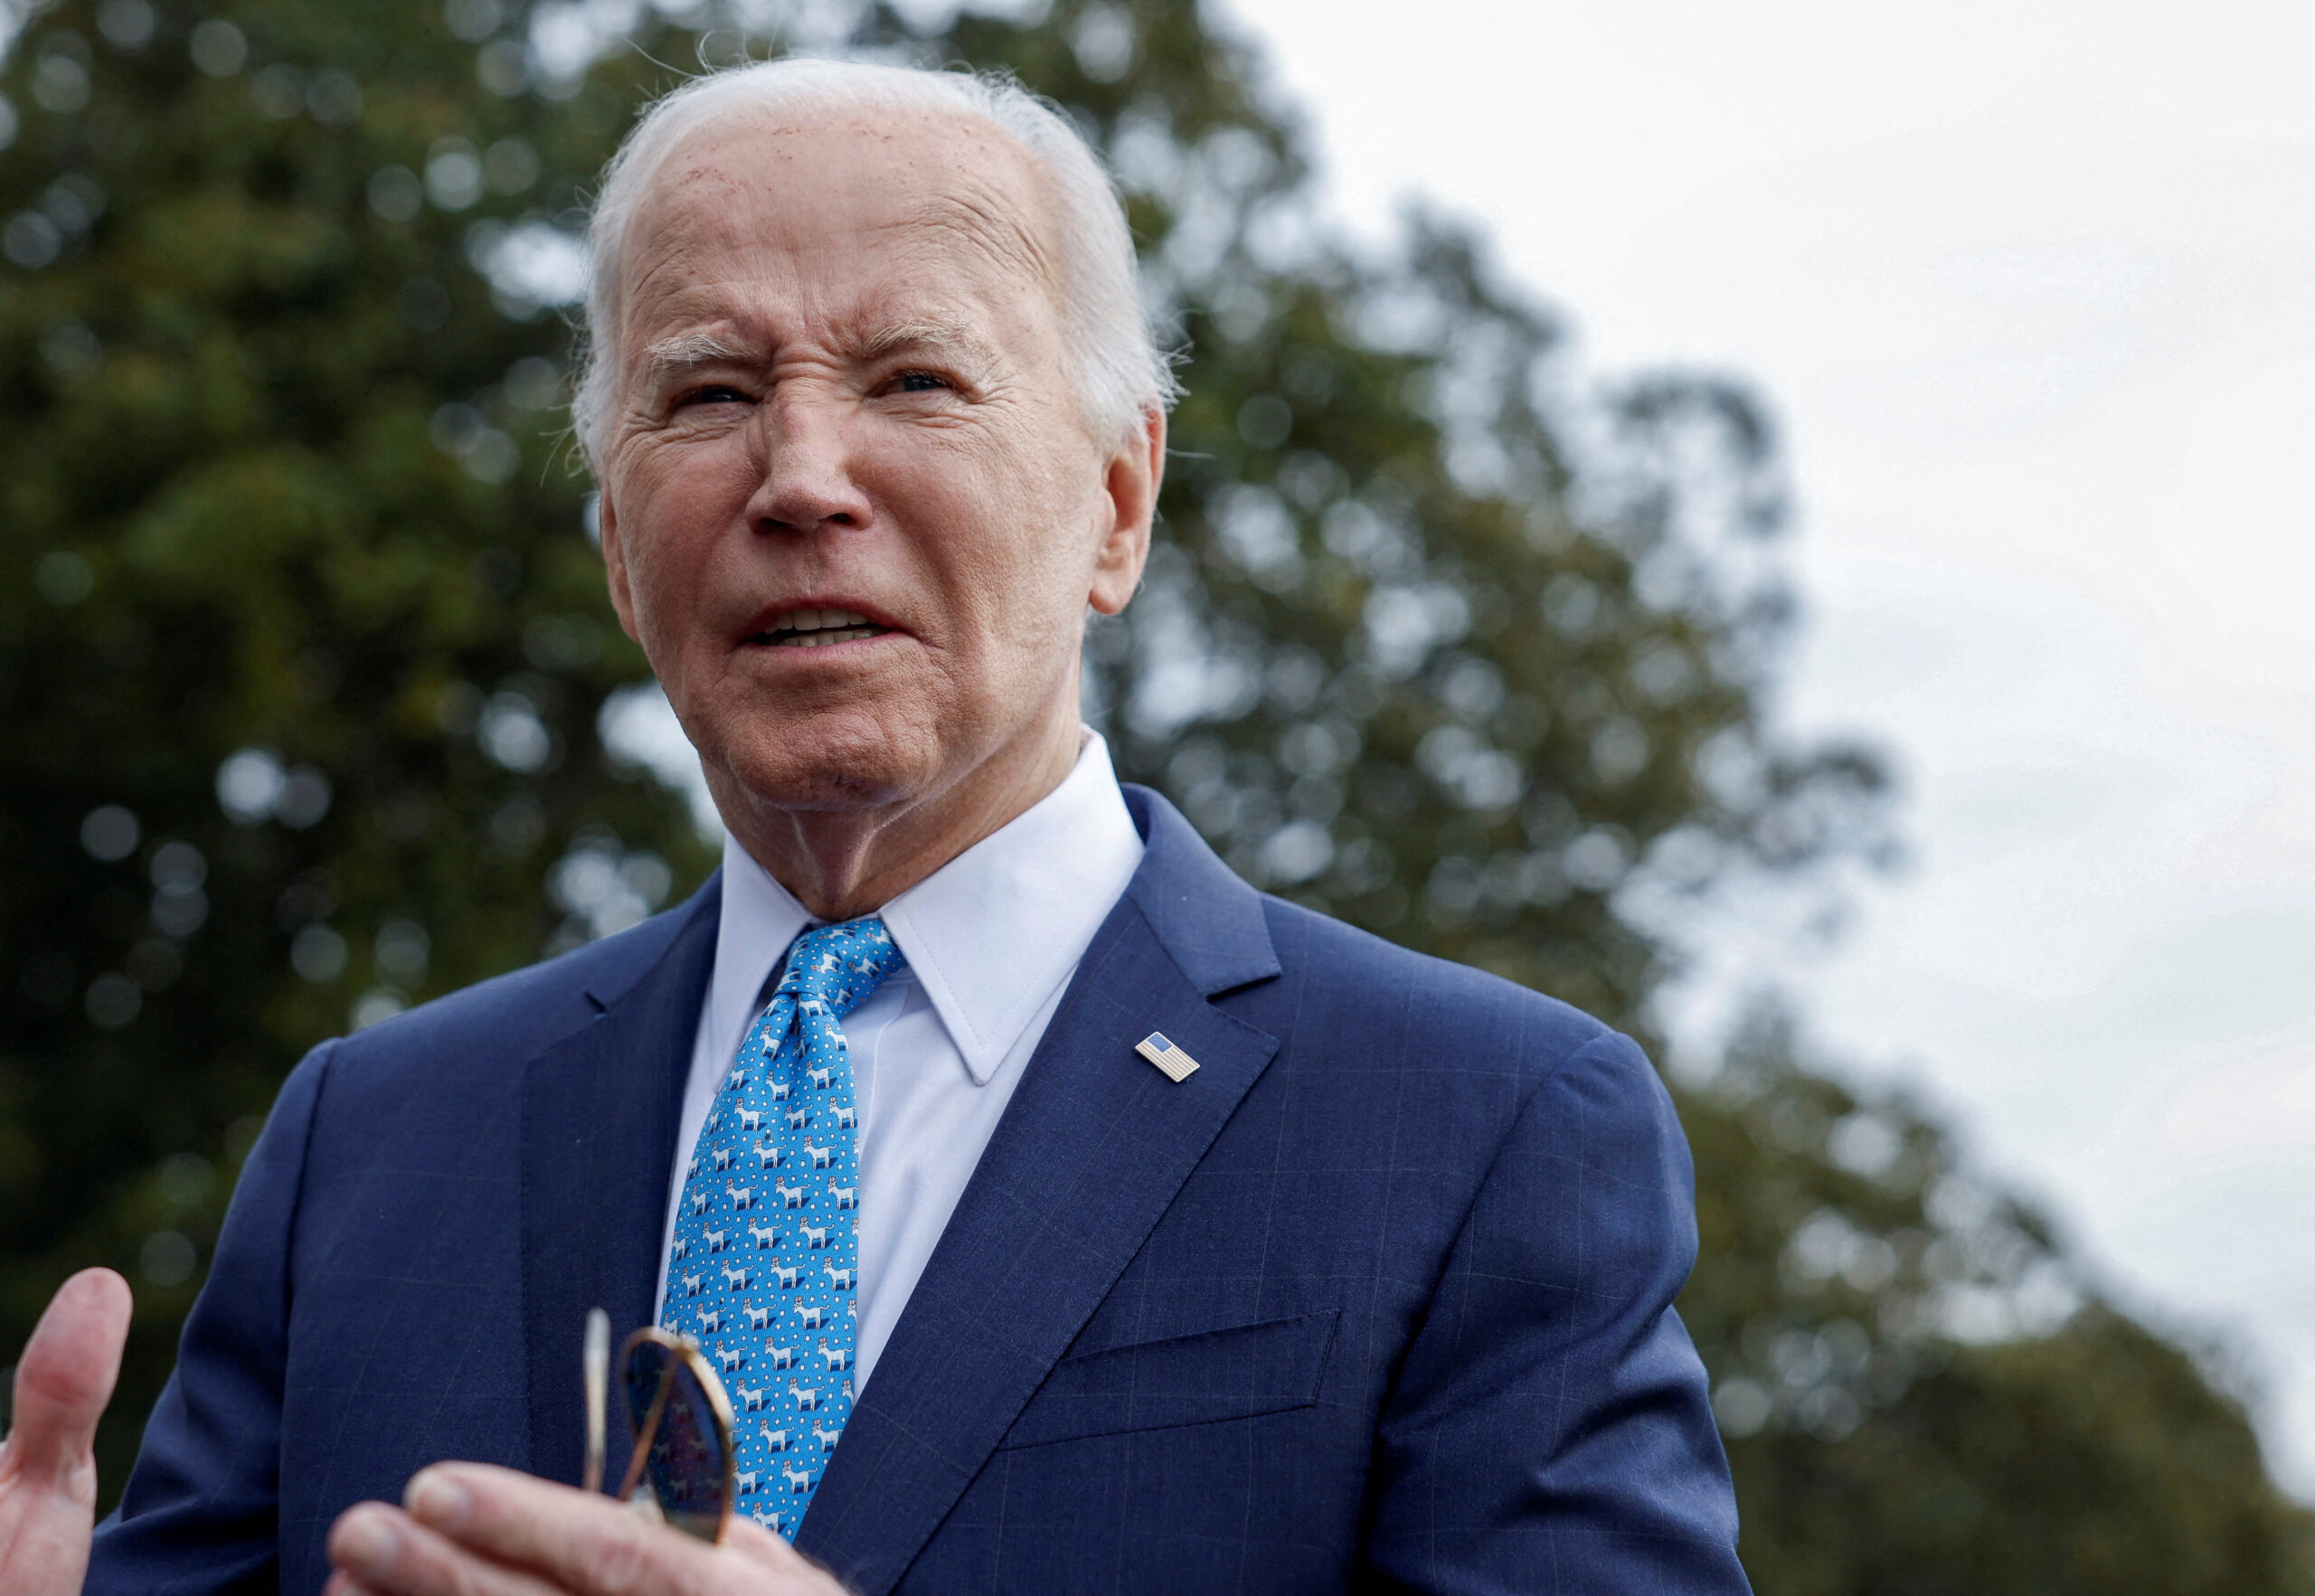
top-left (855, 318), bottom-right (1001, 367)
top-left (637, 319), bottom-right (1002, 386)
top-left (640, 331), bottom-right (751, 385)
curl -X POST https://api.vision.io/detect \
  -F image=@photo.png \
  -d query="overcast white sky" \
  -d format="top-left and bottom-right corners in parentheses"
top-left (1209, 0), bottom-right (2315, 1485)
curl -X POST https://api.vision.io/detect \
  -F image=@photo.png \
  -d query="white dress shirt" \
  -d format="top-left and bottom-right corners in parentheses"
top-left (655, 732), bottom-right (1145, 1392)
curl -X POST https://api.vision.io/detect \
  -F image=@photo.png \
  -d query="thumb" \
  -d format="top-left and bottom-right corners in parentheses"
top-left (5, 1269), bottom-right (133, 1482)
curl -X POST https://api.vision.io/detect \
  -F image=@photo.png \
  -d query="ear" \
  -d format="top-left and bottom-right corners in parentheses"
top-left (597, 483), bottom-right (644, 644)
top-left (1088, 407), bottom-right (1164, 617)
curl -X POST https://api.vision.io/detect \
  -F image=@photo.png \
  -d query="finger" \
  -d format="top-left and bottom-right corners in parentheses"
top-left (5, 1269), bottom-right (132, 1480)
top-left (405, 1464), bottom-right (728, 1596)
top-left (716, 1518), bottom-right (849, 1592)
top-left (720, 1516), bottom-right (820, 1575)
top-left (406, 1463), bottom-right (829, 1594)
top-left (329, 1501), bottom-right (568, 1596)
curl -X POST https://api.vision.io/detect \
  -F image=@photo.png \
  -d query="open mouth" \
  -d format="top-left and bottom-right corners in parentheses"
top-left (750, 607), bottom-right (894, 648)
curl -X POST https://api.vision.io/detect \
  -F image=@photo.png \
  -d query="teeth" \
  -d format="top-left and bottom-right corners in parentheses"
top-left (759, 606), bottom-right (882, 647)
top-left (770, 621), bottom-right (881, 648)
top-left (778, 607), bottom-right (868, 633)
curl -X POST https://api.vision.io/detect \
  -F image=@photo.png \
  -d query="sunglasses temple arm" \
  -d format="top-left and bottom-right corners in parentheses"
top-left (581, 1308), bottom-right (610, 1495)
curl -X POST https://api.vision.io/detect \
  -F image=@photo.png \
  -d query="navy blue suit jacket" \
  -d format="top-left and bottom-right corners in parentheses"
top-left (90, 787), bottom-right (1748, 1593)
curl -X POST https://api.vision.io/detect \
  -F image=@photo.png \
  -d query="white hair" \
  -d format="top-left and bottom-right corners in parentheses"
top-left (572, 57), bottom-right (1178, 468)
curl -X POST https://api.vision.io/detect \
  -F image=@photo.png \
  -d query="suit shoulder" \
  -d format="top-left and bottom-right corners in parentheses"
top-left (1251, 893), bottom-right (1631, 1078)
top-left (321, 892), bottom-right (710, 1090)
top-left (1237, 898), bottom-right (1683, 1195)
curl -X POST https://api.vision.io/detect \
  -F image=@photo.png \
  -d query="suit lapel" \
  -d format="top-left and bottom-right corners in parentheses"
top-left (797, 789), bottom-right (1280, 1592)
top-left (519, 875), bottom-right (722, 1487)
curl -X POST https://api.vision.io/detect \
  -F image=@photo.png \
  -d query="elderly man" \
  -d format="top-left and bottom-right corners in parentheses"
top-left (1, 59), bottom-right (1748, 1595)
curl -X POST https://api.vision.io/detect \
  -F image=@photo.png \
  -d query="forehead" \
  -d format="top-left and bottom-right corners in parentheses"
top-left (616, 107), bottom-right (1063, 345)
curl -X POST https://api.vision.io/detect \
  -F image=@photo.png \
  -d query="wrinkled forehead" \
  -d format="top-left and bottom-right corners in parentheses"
top-left (614, 106), bottom-right (1065, 338)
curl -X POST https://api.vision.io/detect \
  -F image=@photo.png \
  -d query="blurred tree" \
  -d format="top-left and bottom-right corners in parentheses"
top-left (1686, 1008), bottom-right (2315, 1593)
top-left (1, 0), bottom-right (2307, 1588)
top-left (0, 0), bottom-right (716, 1503)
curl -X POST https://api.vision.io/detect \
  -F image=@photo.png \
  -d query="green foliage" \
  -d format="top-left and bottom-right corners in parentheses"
top-left (1685, 1010), bottom-right (2315, 1591)
top-left (2, 0), bottom-right (2308, 1588)
top-left (0, 0), bottom-right (715, 1494)
top-left (1737, 1307), bottom-right (2315, 1594)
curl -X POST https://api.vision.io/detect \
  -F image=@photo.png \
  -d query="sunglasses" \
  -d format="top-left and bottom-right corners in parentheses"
top-left (581, 1308), bottom-right (737, 1544)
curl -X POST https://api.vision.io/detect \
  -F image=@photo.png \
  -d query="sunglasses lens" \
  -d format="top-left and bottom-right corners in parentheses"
top-left (621, 1340), bottom-right (731, 1542)
top-left (621, 1339), bottom-right (671, 1440)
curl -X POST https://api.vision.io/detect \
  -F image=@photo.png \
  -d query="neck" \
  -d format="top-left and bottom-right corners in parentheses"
top-left (712, 698), bottom-right (1084, 922)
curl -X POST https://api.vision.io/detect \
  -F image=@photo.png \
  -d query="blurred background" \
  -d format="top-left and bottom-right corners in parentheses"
top-left (2, 0), bottom-right (2309, 1589)
top-left (1227, 0), bottom-right (2315, 1504)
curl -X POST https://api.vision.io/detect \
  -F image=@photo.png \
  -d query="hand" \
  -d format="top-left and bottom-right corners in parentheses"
top-left (0, 1269), bottom-right (135, 1596)
top-left (326, 1462), bottom-right (850, 1596)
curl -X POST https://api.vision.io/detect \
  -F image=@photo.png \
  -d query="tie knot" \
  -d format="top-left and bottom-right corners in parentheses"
top-left (774, 916), bottom-right (906, 1021)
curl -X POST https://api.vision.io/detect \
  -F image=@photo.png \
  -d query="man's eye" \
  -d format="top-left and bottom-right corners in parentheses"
top-left (676, 384), bottom-right (750, 408)
top-left (893, 371), bottom-right (950, 394)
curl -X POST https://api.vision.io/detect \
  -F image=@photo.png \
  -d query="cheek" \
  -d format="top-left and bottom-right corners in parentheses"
top-left (618, 449), bottom-right (751, 624)
top-left (916, 435), bottom-right (1105, 606)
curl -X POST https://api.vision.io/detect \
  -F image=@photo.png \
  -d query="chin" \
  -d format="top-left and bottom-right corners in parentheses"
top-left (704, 708), bottom-right (943, 816)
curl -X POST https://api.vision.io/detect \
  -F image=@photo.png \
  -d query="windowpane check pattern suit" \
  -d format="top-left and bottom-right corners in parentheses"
top-left (89, 787), bottom-right (1752, 1594)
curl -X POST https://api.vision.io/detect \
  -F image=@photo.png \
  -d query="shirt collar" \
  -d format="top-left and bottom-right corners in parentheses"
top-left (708, 731), bottom-right (1145, 1086)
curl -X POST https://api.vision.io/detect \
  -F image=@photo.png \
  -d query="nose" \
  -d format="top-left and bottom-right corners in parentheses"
top-left (742, 384), bottom-right (873, 537)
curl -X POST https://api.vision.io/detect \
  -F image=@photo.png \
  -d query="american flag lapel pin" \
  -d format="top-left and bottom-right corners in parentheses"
top-left (1135, 1031), bottom-right (1200, 1082)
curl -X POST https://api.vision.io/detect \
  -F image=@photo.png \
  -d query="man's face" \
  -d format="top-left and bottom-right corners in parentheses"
top-left (598, 109), bottom-right (1153, 828)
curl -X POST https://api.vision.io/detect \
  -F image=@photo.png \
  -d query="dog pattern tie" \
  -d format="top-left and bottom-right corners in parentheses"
top-left (659, 916), bottom-right (904, 1539)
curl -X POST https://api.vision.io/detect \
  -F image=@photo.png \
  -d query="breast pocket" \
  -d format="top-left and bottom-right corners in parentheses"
top-left (998, 1310), bottom-right (1342, 1450)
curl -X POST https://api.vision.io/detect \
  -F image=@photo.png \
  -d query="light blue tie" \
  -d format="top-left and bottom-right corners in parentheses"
top-left (659, 916), bottom-right (904, 1539)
